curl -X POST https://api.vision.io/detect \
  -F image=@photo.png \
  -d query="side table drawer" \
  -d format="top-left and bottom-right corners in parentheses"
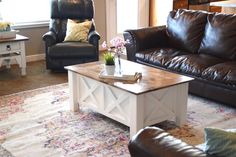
top-left (0, 42), bottom-right (21, 52)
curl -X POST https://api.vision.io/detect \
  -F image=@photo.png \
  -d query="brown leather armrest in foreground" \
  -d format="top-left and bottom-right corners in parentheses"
top-left (128, 127), bottom-right (213, 157)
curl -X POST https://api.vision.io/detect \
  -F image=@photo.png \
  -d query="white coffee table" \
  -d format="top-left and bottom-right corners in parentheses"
top-left (65, 59), bottom-right (193, 138)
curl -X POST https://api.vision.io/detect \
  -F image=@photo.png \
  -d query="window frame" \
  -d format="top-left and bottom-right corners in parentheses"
top-left (0, 0), bottom-right (50, 29)
top-left (105, 0), bottom-right (149, 42)
top-left (12, 21), bottom-right (49, 29)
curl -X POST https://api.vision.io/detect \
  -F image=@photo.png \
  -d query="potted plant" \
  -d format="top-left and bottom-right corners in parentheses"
top-left (103, 52), bottom-right (115, 75)
top-left (102, 37), bottom-right (129, 67)
top-left (102, 37), bottom-right (129, 75)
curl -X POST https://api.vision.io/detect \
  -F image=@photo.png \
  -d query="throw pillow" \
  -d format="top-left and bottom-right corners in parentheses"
top-left (204, 127), bottom-right (236, 157)
top-left (64, 19), bottom-right (92, 42)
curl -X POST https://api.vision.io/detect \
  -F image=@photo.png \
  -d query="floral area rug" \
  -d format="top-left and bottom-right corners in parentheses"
top-left (0, 83), bottom-right (236, 157)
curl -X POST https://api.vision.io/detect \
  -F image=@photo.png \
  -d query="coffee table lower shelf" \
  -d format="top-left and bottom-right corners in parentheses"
top-left (68, 71), bottom-right (189, 138)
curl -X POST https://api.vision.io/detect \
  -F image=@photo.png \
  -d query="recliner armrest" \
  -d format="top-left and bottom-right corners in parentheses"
top-left (42, 31), bottom-right (57, 47)
top-left (123, 26), bottom-right (169, 61)
top-left (129, 127), bottom-right (210, 157)
top-left (88, 30), bottom-right (100, 46)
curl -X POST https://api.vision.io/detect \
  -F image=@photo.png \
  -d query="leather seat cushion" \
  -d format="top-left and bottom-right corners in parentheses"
top-left (48, 42), bottom-right (96, 59)
top-left (167, 9), bottom-right (208, 53)
top-left (166, 54), bottom-right (224, 77)
top-left (199, 13), bottom-right (236, 60)
top-left (202, 62), bottom-right (236, 85)
top-left (135, 48), bottom-right (187, 67)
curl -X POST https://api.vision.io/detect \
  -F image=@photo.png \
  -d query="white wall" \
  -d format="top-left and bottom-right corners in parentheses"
top-left (94, 0), bottom-right (106, 43)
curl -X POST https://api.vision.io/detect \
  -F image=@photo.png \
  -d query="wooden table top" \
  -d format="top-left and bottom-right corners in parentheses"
top-left (65, 59), bottom-right (194, 95)
top-left (0, 34), bottom-right (29, 43)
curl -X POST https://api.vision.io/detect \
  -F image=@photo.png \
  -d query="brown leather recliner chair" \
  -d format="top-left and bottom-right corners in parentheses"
top-left (42, 0), bottom-right (100, 71)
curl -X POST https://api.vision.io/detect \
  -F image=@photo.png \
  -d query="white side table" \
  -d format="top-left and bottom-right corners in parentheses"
top-left (0, 34), bottom-right (29, 76)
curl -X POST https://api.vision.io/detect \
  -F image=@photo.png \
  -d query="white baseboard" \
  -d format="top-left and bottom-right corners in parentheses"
top-left (26, 53), bottom-right (45, 62)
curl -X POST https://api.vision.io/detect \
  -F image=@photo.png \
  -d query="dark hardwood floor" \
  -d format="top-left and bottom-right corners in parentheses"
top-left (0, 60), bottom-right (68, 96)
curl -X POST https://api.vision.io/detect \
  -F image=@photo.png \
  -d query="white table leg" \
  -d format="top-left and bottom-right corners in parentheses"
top-left (21, 68), bottom-right (26, 76)
top-left (130, 94), bottom-right (144, 138)
top-left (20, 41), bottom-right (26, 76)
top-left (175, 83), bottom-right (188, 126)
top-left (68, 71), bottom-right (79, 112)
top-left (6, 61), bottom-right (11, 68)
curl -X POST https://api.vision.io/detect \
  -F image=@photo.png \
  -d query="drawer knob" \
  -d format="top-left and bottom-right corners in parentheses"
top-left (6, 45), bottom-right (11, 51)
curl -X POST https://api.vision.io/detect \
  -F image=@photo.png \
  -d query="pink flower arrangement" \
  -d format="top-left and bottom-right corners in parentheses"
top-left (102, 37), bottom-right (129, 69)
top-left (102, 37), bottom-right (129, 56)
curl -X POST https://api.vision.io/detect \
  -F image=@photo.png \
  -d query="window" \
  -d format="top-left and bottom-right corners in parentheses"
top-left (0, 0), bottom-right (50, 25)
top-left (117, 0), bottom-right (138, 34)
top-left (106, 0), bottom-right (149, 41)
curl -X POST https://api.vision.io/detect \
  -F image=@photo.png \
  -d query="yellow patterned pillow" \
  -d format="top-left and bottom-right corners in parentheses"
top-left (64, 19), bottom-right (92, 42)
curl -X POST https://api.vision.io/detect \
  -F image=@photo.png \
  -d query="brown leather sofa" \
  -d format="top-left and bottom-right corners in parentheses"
top-left (123, 9), bottom-right (236, 107)
top-left (129, 127), bottom-right (211, 157)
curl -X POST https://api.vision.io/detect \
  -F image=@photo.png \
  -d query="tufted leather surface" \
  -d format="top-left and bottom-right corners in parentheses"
top-left (48, 42), bottom-right (96, 59)
top-left (124, 26), bottom-right (169, 61)
top-left (123, 9), bottom-right (236, 107)
top-left (199, 13), bottom-right (236, 60)
top-left (202, 62), bottom-right (236, 85)
top-left (136, 48), bottom-right (188, 67)
top-left (129, 127), bottom-right (210, 157)
top-left (167, 9), bottom-right (208, 53)
top-left (50, 19), bottom-right (67, 42)
top-left (166, 54), bottom-right (223, 77)
top-left (51, 0), bottom-right (94, 19)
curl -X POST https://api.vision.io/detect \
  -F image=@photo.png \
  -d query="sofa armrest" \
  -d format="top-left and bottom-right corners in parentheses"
top-left (88, 30), bottom-right (100, 60)
top-left (123, 26), bottom-right (169, 61)
top-left (42, 31), bottom-right (57, 47)
top-left (129, 127), bottom-right (210, 157)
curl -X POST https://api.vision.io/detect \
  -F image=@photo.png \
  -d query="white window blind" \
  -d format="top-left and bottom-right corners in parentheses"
top-left (0, 0), bottom-right (50, 25)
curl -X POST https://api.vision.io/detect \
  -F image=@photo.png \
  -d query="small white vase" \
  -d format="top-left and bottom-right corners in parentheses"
top-left (105, 65), bottom-right (115, 75)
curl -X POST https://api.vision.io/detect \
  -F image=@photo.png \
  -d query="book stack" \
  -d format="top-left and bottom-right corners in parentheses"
top-left (99, 70), bottom-right (142, 81)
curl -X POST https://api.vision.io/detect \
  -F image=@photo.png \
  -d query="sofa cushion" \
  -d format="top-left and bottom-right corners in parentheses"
top-left (202, 62), bottom-right (236, 85)
top-left (48, 42), bottom-right (96, 59)
top-left (167, 9), bottom-right (208, 53)
top-left (166, 54), bottom-right (223, 77)
top-left (135, 48), bottom-right (187, 67)
top-left (199, 13), bottom-right (236, 60)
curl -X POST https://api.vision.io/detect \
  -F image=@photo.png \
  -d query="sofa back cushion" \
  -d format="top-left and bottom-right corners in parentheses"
top-left (199, 13), bottom-right (236, 60)
top-left (167, 9), bottom-right (208, 53)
